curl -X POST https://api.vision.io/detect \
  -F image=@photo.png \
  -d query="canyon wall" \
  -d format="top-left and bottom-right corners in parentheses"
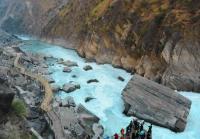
top-left (0, 0), bottom-right (200, 92)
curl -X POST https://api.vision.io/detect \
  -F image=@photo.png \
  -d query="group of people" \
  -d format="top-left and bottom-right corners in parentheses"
top-left (112, 119), bottom-right (152, 139)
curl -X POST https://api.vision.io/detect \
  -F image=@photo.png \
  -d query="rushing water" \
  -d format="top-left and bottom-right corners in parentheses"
top-left (19, 37), bottom-right (200, 139)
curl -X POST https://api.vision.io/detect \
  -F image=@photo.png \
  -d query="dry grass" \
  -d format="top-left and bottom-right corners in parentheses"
top-left (91, 0), bottom-right (112, 18)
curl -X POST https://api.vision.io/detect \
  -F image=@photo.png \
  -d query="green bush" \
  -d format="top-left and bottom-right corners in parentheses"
top-left (11, 99), bottom-right (27, 117)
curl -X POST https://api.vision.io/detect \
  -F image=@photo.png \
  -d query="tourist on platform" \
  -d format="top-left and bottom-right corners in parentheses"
top-left (147, 124), bottom-right (152, 139)
top-left (139, 130), bottom-right (145, 139)
top-left (114, 133), bottom-right (119, 139)
top-left (148, 124), bottom-right (152, 134)
top-left (120, 128), bottom-right (125, 139)
top-left (129, 120), bottom-right (133, 129)
top-left (133, 119), bottom-right (139, 130)
top-left (131, 131), bottom-right (136, 139)
top-left (140, 121), bottom-right (145, 131)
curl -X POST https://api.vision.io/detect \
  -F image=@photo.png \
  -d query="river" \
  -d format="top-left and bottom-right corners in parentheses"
top-left (18, 36), bottom-right (200, 139)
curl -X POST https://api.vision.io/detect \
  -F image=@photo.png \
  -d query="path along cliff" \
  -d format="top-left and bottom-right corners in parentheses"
top-left (14, 53), bottom-right (53, 112)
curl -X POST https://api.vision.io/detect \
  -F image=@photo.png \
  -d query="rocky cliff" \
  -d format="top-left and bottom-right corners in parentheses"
top-left (0, 0), bottom-right (200, 92)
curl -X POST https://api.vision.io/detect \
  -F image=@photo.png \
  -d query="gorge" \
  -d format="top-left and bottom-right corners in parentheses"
top-left (0, 0), bottom-right (200, 139)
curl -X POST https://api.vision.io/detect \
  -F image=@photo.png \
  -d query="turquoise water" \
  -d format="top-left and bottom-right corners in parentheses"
top-left (19, 37), bottom-right (200, 138)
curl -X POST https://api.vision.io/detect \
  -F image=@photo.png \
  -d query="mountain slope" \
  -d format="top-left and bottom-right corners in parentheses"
top-left (0, 0), bottom-right (200, 92)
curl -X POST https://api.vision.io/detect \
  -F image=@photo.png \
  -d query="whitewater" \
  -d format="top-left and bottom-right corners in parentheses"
top-left (18, 36), bottom-right (200, 139)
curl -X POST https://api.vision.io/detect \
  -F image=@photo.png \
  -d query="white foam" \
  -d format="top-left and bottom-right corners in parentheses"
top-left (20, 40), bottom-right (200, 138)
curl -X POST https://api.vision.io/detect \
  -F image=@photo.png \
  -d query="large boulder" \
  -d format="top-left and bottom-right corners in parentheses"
top-left (62, 82), bottom-right (80, 93)
top-left (51, 84), bottom-right (61, 93)
top-left (61, 96), bottom-right (76, 107)
top-left (62, 60), bottom-right (78, 67)
top-left (63, 67), bottom-right (72, 73)
top-left (83, 65), bottom-right (93, 71)
top-left (87, 79), bottom-right (99, 84)
top-left (44, 75), bottom-right (55, 83)
top-left (122, 75), bottom-right (191, 132)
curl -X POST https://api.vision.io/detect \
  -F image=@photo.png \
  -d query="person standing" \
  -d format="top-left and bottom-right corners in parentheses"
top-left (114, 133), bottom-right (119, 139)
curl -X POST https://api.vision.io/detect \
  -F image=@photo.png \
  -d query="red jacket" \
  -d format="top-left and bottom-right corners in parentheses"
top-left (114, 133), bottom-right (119, 139)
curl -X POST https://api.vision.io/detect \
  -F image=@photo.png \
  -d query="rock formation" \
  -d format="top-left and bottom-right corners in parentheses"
top-left (0, 0), bottom-right (200, 92)
top-left (83, 65), bottom-right (93, 71)
top-left (87, 79), bottom-right (99, 84)
top-left (0, 75), bottom-right (15, 113)
top-left (161, 39), bottom-right (200, 92)
top-left (63, 66), bottom-right (72, 73)
top-left (47, 100), bottom-right (103, 139)
top-left (122, 75), bottom-right (192, 132)
top-left (62, 82), bottom-right (80, 93)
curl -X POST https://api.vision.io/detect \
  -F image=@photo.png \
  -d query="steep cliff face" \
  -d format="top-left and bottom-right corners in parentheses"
top-left (0, 0), bottom-right (200, 92)
top-left (42, 0), bottom-right (200, 92)
top-left (0, 0), bottom-right (68, 35)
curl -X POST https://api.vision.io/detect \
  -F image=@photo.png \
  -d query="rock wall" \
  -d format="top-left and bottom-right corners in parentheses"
top-left (0, 0), bottom-right (200, 92)
top-left (0, 75), bottom-right (15, 113)
top-left (162, 39), bottom-right (200, 92)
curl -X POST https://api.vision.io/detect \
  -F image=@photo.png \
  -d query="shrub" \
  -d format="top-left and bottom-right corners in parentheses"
top-left (11, 99), bottom-right (27, 117)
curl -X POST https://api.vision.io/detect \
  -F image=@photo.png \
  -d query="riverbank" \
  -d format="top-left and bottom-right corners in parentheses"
top-left (17, 37), bottom-right (200, 139)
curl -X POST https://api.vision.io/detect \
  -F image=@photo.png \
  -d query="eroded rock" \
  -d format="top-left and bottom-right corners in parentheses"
top-left (62, 82), bottom-right (80, 93)
top-left (62, 60), bottom-right (78, 67)
top-left (87, 79), bottom-right (99, 84)
top-left (83, 65), bottom-right (93, 71)
top-left (161, 40), bottom-right (200, 92)
top-left (63, 67), bottom-right (72, 73)
top-left (118, 76), bottom-right (125, 82)
top-left (122, 75), bottom-right (191, 132)
top-left (51, 84), bottom-right (61, 93)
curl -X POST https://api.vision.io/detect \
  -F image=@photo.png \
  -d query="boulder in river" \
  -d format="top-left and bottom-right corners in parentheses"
top-left (62, 82), bottom-right (80, 93)
top-left (85, 97), bottom-right (96, 103)
top-left (87, 79), bottom-right (99, 84)
top-left (62, 60), bottom-right (78, 67)
top-left (51, 84), bottom-right (61, 93)
top-left (122, 75), bottom-right (191, 132)
top-left (71, 75), bottom-right (77, 78)
top-left (83, 65), bottom-right (93, 71)
top-left (63, 67), bottom-right (72, 73)
top-left (61, 96), bottom-right (76, 107)
top-left (118, 76), bottom-right (125, 82)
top-left (44, 75), bottom-right (55, 83)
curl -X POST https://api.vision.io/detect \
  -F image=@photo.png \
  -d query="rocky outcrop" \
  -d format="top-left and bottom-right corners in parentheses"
top-left (46, 100), bottom-right (103, 139)
top-left (60, 60), bottom-right (78, 67)
top-left (118, 76), bottom-right (125, 82)
top-left (161, 39), bottom-right (200, 92)
top-left (0, 0), bottom-right (68, 35)
top-left (62, 82), bottom-right (80, 93)
top-left (122, 75), bottom-right (191, 132)
top-left (1, 0), bottom-right (200, 92)
top-left (83, 65), bottom-right (93, 71)
top-left (85, 97), bottom-right (96, 103)
top-left (0, 75), bottom-right (15, 113)
top-left (51, 84), bottom-right (61, 93)
top-left (87, 79), bottom-right (99, 84)
top-left (0, 30), bottom-right (21, 47)
top-left (63, 66), bottom-right (72, 73)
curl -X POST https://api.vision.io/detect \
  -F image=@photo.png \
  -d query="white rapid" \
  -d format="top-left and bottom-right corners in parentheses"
top-left (19, 37), bottom-right (200, 139)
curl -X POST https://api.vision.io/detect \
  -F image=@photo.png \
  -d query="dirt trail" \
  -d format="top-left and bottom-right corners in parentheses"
top-left (14, 53), bottom-right (53, 112)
